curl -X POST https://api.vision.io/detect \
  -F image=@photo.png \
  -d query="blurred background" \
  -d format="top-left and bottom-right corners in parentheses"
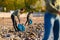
top-left (0, 0), bottom-right (46, 12)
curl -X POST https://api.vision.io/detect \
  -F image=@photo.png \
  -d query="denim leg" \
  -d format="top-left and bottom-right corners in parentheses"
top-left (53, 19), bottom-right (59, 40)
top-left (58, 16), bottom-right (60, 40)
top-left (42, 12), bottom-right (56, 40)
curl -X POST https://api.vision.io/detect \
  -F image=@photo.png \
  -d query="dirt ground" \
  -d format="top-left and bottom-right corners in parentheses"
top-left (0, 13), bottom-right (44, 40)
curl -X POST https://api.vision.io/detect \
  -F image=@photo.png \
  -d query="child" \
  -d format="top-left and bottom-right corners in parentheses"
top-left (42, 0), bottom-right (60, 40)
top-left (25, 11), bottom-right (33, 25)
top-left (11, 8), bottom-right (25, 32)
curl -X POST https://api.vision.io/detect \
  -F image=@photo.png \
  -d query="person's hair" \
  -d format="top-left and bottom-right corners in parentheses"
top-left (20, 8), bottom-right (24, 11)
top-left (20, 8), bottom-right (25, 13)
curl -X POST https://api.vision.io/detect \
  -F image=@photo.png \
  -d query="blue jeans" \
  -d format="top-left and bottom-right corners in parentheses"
top-left (42, 12), bottom-right (59, 40)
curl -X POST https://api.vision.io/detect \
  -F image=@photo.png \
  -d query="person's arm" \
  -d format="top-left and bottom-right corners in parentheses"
top-left (49, 1), bottom-right (58, 11)
top-left (45, 0), bottom-right (58, 12)
top-left (17, 13), bottom-right (20, 24)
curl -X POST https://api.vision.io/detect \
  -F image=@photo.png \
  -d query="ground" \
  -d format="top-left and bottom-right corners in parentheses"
top-left (0, 13), bottom-right (44, 40)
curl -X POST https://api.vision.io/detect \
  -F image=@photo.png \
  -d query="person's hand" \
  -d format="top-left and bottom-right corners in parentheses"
top-left (18, 20), bottom-right (20, 24)
top-left (19, 21), bottom-right (20, 24)
top-left (58, 11), bottom-right (60, 15)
